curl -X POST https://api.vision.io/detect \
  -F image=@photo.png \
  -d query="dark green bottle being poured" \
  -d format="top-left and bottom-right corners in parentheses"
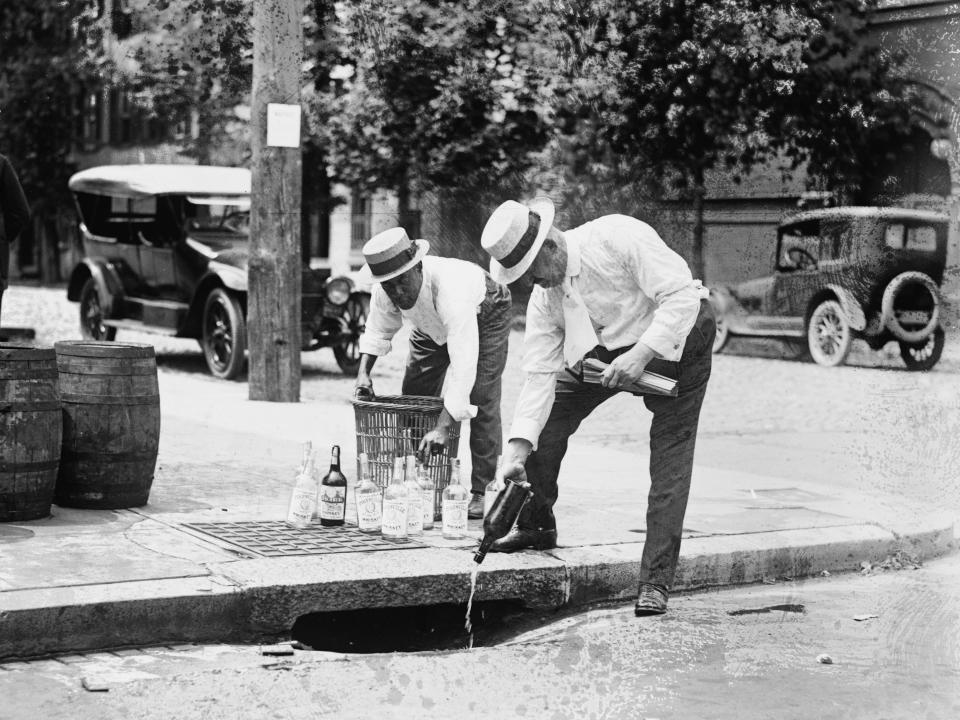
top-left (473, 475), bottom-right (533, 564)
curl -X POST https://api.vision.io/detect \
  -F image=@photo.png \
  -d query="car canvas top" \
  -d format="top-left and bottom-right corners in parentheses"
top-left (68, 164), bottom-right (251, 199)
top-left (782, 205), bottom-right (948, 227)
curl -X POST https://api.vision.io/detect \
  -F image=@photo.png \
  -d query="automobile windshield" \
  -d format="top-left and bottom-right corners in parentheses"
top-left (187, 198), bottom-right (250, 236)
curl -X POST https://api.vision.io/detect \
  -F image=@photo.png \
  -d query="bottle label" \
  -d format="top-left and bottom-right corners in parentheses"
top-left (382, 500), bottom-right (407, 537)
top-left (287, 488), bottom-right (315, 527)
top-left (319, 486), bottom-right (346, 520)
top-left (406, 494), bottom-right (423, 533)
top-left (422, 489), bottom-right (434, 522)
top-left (356, 489), bottom-right (382, 530)
top-left (442, 499), bottom-right (469, 533)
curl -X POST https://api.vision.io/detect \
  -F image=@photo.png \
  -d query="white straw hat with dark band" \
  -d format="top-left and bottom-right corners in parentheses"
top-left (362, 227), bottom-right (430, 282)
top-left (481, 196), bottom-right (555, 285)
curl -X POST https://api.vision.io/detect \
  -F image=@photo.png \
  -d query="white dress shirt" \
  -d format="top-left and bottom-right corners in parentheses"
top-left (359, 255), bottom-right (488, 422)
top-left (510, 214), bottom-right (708, 448)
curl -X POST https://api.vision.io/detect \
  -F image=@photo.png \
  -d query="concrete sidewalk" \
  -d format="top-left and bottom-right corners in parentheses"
top-left (0, 371), bottom-right (955, 660)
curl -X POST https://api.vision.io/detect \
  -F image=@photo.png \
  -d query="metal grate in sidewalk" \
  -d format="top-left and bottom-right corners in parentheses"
top-left (182, 520), bottom-right (427, 557)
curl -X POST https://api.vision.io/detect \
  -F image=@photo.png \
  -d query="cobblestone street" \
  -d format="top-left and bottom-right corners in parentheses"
top-left (4, 282), bottom-right (959, 518)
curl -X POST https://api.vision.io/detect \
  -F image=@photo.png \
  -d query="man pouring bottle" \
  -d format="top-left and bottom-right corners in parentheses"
top-left (480, 196), bottom-right (714, 617)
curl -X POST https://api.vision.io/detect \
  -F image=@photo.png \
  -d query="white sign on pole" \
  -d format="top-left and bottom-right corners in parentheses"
top-left (266, 103), bottom-right (301, 148)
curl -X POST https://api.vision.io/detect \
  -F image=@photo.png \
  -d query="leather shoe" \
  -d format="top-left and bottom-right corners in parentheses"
top-left (467, 494), bottom-right (485, 519)
top-left (488, 528), bottom-right (558, 553)
top-left (634, 583), bottom-right (668, 616)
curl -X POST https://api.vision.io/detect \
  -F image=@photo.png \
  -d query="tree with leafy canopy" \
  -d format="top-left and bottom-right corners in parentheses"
top-left (547, 0), bottom-right (916, 280)
top-left (111, 0), bottom-right (253, 165)
top-left (119, 0), bottom-right (351, 259)
top-left (0, 1), bottom-right (111, 281)
top-left (0, 1), bottom-right (105, 202)
top-left (327, 0), bottom-right (556, 258)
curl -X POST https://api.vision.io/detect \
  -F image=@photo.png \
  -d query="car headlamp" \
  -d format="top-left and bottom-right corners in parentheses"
top-left (325, 278), bottom-right (351, 306)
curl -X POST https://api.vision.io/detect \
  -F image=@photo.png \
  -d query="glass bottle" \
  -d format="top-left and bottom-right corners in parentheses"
top-left (404, 454), bottom-right (423, 536)
top-left (474, 475), bottom-right (533, 564)
top-left (417, 456), bottom-right (435, 530)
top-left (319, 444), bottom-right (347, 527)
top-left (355, 452), bottom-right (382, 533)
top-left (441, 457), bottom-right (469, 539)
top-left (285, 442), bottom-right (317, 529)
top-left (483, 454), bottom-right (504, 518)
top-left (381, 455), bottom-right (408, 541)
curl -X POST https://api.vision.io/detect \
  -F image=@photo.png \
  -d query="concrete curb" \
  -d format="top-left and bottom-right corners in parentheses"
top-left (2, 519), bottom-right (952, 661)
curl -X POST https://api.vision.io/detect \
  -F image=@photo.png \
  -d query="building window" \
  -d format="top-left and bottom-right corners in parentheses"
top-left (351, 191), bottom-right (372, 249)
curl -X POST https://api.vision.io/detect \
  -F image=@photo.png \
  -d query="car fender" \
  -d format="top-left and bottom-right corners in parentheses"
top-left (347, 265), bottom-right (373, 294)
top-left (207, 260), bottom-right (248, 293)
top-left (824, 284), bottom-right (867, 331)
top-left (66, 259), bottom-right (123, 316)
top-left (707, 286), bottom-right (735, 314)
top-left (707, 285), bottom-right (750, 332)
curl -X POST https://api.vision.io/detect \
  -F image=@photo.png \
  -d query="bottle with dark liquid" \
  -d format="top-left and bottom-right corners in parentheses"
top-left (473, 473), bottom-right (533, 564)
top-left (319, 444), bottom-right (347, 526)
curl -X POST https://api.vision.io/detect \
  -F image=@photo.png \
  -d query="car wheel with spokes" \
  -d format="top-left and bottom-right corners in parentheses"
top-left (201, 287), bottom-right (247, 380)
top-left (807, 299), bottom-right (852, 367)
top-left (899, 326), bottom-right (944, 371)
top-left (333, 293), bottom-right (369, 375)
top-left (78, 278), bottom-right (117, 341)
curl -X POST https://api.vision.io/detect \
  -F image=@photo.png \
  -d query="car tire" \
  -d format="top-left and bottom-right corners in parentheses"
top-left (881, 271), bottom-right (941, 344)
top-left (333, 292), bottom-right (369, 375)
top-left (78, 278), bottom-right (117, 342)
top-left (712, 311), bottom-right (729, 353)
top-left (201, 287), bottom-right (247, 380)
top-left (899, 326), bottom-right (944, 372)
top-left (807, 299), bottom-right (852, 367)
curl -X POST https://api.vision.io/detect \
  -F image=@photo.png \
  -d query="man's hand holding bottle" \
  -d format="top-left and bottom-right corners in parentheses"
top-left (354, 373), bottom-right (375, 400)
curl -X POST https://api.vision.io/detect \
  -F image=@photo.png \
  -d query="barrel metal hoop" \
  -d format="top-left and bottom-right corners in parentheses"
top-left (0, 369), bottom-right (60, 380)
top-left (0, 459), bottom-right (60, 472)
top-left (59, 393), bottom-right (160, 406)
top-left (61, 450), bottom-right (158, 462)
top-left (0, 401), bottom-right (62, 412)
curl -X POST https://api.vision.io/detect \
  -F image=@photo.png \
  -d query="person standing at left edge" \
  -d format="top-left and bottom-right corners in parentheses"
top-left (481, 196), bottom-right (714, 617)
top-left (354, 227), bottom-right (512, 519)
top-left (0, 152), bottom-right (30, 322)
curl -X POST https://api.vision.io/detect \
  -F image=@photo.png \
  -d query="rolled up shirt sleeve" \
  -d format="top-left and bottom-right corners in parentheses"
top-left (612, 220), bottom-right (705, 359)
top-left (358, 285), bottom-right (403, 357)
top-left (508, 287), bottom-right (565, 449)
top-left (437, 291), bottom-right (479, 423)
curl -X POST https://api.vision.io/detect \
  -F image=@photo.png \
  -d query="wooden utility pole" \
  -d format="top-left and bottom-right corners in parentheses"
top-left (249, 0), bottom-right (304, 402)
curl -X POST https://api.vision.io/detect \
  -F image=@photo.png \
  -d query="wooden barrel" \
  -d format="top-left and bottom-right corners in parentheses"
top-left (0, 344), bottom-right (62, 522)
top-left (54, 341), bottom-right (160, 509)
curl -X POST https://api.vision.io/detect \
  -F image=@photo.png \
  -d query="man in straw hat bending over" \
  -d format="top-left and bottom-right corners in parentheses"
top-left (355, 227), bottom-right (511, 519)
top-left (480, 198), bottom-right (714, 616)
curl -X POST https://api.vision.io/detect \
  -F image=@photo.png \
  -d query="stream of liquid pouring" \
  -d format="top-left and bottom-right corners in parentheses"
top-left (465, 565), bottom-right (480, 638)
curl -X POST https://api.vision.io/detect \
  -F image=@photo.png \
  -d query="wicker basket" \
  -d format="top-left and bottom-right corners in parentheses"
top-left (352, 394), bottom-right (461, 519)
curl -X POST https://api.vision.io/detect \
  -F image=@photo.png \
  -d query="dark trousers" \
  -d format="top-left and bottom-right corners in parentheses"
top-left (519, 299), bottom-right (715, 591)
top-left (402, 276), bottom-right (512, 495)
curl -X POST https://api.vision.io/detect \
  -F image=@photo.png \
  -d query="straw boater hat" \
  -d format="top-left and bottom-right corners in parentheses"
top-left (481, 196), bottom-right (555, 285)
top-left (362, 227), bottom-right (430, 282)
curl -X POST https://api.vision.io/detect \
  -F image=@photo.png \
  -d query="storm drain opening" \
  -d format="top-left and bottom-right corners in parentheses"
top-left (291, 600), bottom-right (532, 653)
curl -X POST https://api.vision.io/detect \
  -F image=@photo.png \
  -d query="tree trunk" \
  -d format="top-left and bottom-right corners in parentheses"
top-left (248, 0), bottom-right (304, 402)
top-left (690, 167), bottom-right (707, 282)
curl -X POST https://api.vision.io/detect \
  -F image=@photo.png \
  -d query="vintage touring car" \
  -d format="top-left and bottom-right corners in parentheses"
top-left (66, 164), bottom-right (369, 379)
top-left (710, 206), bottom-right (948, 370)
